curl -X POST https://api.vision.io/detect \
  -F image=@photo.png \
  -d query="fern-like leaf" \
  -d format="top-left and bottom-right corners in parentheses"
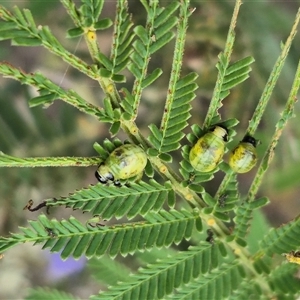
top-left (0, 6), bottom-right (105, 83)
top-left (0, 62), bottom-right (112, 122)
top-left (45, 180), bottom-right (175, 220)
top-left (267, 262), bottom-right (300, 295)
top-left (167, 262), bottom-right (245, 299)
top-left (79, 0), bottom-right (104, 27)
top-left (97, 0), bottom-right (133, 82)
top-left (233, 197), bottom-right (269, 247)
top-left (123, 1), bottom-right (179, 120)
top-left (0, 152), bottom-right (99, 167)
top-left (25, 287), bottom-right (79, 300)
top-left (217, 56), bottom-right (255, 100)
top-left (0, 209), bottom-right (201, 259)
top-left (0, 7), bottom-right (41, 46)
top-left (92, 243), bottom-right (223, 300)
top-left (88, 255), bottom-right (131, 286)
top-left (230, 280), bottom-right (263, 300)
top-left (148, 1), bottom-right (195, 155)
top-left (260, 214), bottom-right (300, 257)
top-left (212, 177), bottom-right (240, 222)
top-left (197, 171), bottom-right (240, 222)
top-left (202, 0), bottom-right (249, 127)
top-left (149, 73), bottom-right (198, 155)
top-left (252, 256), bottom-right (272, 275)
top-left (109, 0), bottom-right (133, 75)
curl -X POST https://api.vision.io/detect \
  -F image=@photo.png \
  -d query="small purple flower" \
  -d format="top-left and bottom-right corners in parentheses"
top-left (46, 251), bottom-right (86, 280)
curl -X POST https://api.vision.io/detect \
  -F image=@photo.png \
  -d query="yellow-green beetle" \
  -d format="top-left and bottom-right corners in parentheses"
top-left (229, 135), bottom-right (257, 173)
top-left (283, 250), bottom-right (300, 265)
top-left (95, 144), bottom-right (147, 186)
top-left (189, 126), bottom-right (228, 173)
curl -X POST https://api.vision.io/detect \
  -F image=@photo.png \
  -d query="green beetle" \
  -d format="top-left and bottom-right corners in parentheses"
top-left (189, 126), bottom-right (228, 173)
top-left (229, 135), bottom-right (258, 173)
top-left (95, 144), bottom-right (147, 186)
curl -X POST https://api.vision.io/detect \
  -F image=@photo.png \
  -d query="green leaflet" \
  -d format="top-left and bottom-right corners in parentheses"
top-left (80, 0), bottom-right (104, 26)
top-left (167, 263), bottom-right (245, 299)
top-left (88, 255), bottom-right (131, 286)
top-left (0, 209), bottom-right (201, 260)
top-left (148, 1), bottom-right (195, 155)
top-left (260, 214), bottom-right (300, 256)
top-left (229, 281), bottom-right (262, 300)
top-left (92, 243), bottom-right (223, 300)
top-left (124, 1), bottom-right (179, 120)
top-left (148, 73), bottom-right (198, 155)
top-left (267, 263), bottom-right (300, 295)
top-left (90, 0), bottom-right (133, 80)
top-left (25, 287), bottom-right (80, 300)
top-left (204, 55), bottom-right (255, 127)
top-left (45, 180), bottom-right (175, 220)
top-left (109, 0), bottom-right (133, 74)
top-left (233, 197), bottom-right (270, 246)
top-left (0, 152), bottom-right (100, 167)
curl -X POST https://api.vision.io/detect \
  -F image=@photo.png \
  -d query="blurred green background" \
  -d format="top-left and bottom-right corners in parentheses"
top-left (0, 0), bottom-right (299, 298)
